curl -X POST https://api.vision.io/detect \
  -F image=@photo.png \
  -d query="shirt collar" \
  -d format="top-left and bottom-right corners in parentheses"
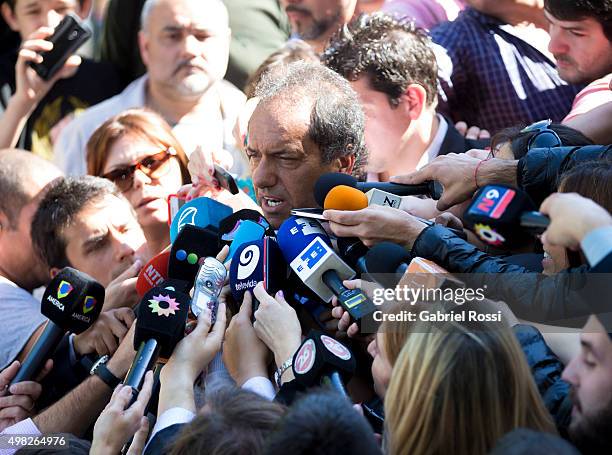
top-left (417, 114), bottom-right (448, 170)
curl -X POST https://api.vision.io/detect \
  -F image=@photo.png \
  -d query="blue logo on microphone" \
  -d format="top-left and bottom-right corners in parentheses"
top-left (296, 239), bottom-right (326, 272)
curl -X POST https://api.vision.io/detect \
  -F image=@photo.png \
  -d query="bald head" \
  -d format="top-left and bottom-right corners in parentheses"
top-left (0, 149), bottom-right (63, 227)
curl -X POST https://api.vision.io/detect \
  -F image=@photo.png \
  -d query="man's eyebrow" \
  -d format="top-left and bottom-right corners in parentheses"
top-left (82, 232), bottom-right (109, 252)
top-left (581, 339), bottom-right (602, 361)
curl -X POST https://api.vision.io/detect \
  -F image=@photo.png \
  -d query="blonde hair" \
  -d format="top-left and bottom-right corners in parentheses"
top-left (384, 317), bottom-right (556, 455)
top-left (86, 108), bottom-right (190, 184)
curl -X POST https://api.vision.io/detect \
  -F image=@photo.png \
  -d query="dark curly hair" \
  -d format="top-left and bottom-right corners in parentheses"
top-left (322, 12), bottom-right (438, 108)
top-left (545, 0), bottom-right (612, 43)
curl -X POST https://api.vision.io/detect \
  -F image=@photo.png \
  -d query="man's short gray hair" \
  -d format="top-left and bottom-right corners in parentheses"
top-left (255, 61), bottom-right (367, 175)
top-left (140, 0), bottom-right (160, 32)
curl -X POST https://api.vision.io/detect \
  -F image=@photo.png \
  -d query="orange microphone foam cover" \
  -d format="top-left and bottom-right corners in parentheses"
top-left (323, 185), bottom-right (368, 210)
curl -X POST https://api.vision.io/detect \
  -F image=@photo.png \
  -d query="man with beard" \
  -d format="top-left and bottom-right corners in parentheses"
top-left (54, 0), bottom-right (246, 177)
top-left (562, 315), bottom-right (612, 453)
top-left (281, 0), bottom-right (358, 53)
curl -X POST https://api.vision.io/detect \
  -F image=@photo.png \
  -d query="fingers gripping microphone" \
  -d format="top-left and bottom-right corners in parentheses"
top-left (315, 172), bottom-right (443, 206)
top-left (292, 330), bottom-right (356, 396)
top-left (277, 217), bottom-right (376, 322)
top-left (11, 267), bottom-right (104, 384)
top-left (229, 237), bottom-right (287, 314)
top-left (169, 197), bottom-right (232, 243)
top-left (464, 185), bottom-right (550, 248)
top-left (125, 287), bottom-right (189, 396)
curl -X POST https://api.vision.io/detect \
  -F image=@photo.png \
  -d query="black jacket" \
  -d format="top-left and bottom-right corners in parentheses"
top-left (438, 119), bottom-right (490, 156)
top-left (412, 225), bottom-right (607, 325)
top-left (517, 145), bottom-right (612, 206)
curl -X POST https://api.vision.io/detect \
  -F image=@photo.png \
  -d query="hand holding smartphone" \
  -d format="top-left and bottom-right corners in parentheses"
top-left (27, 13), bottom-right (91, 81)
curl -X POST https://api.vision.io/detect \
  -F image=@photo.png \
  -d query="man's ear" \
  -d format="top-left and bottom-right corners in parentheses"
top-left (49, 267), bottom-right (60, 280)
top-left (138, 30), bottom-right (150, 68)
top-left (1, 3), bottom-right (20, 32)
top-left (335, 153), bottom-right (356, 175)
top-left (403, 84), bottom-right (428, 121)
top-left (76, 0), bottom-right (92, 19)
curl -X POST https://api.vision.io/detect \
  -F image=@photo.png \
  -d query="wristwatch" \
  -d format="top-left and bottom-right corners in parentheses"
top-left (90, 355), bottom-right (121, 388)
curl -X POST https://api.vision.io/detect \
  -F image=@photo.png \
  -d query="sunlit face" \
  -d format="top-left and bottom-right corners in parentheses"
top-left (102, 135), bottom-right (183, 230)
top-left (2, 0), bottom-right (77, 40)
top-left (246, 97), bottom-right (353, 228)
top-left (350, 77), bottom-right (408, 174)
top-left (281, 0), bottom-right (355, 41)
top-left (546, 11), bottom-right (612, 84)
top-left (562, 316), bottom-right (612, 452)
top-left (139, 0), bottom-right (230, 99)
top-left (368, 332), bottom-right (393, 398)
top-left (61, 194), bottom-right (147, 286)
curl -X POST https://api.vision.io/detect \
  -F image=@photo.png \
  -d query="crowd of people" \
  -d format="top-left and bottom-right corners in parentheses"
top-left (0, 0), bottom-right (611, 454)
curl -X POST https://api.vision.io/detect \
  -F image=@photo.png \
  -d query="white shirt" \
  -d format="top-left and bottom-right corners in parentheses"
top-left (416, 114), bottom-right (448, 170)
top-left (53, 75), bottom-right (247, 177)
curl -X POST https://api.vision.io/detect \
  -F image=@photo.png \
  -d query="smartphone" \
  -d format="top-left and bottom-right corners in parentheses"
top-left (213, 164), bottom-right (239, 195)
top-left (290, 208), bottom-right (326, 220)
top-left (28, 13), bottom-right (91, 81)
top-left (191, 257), bottom-right (227, 324)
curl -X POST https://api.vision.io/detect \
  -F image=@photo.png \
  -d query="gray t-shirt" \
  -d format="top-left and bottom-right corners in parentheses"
top-left (0, 276), bottom-right (47, 370)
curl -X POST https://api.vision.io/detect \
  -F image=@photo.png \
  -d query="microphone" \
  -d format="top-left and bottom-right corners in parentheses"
top-left (136, 251), bottom-right (170, 297)
top-left (169, 197), bottom-right (232, 243)
top-left (464, 185), bottom-right (550, 248)
top-left (11, 267), bottom-right (104, 384)
top-left (336, 237), bottom-right (369, 275)
top-left (324, 185), bottom-right (368, 210)
top-left (224, 220), bottom-right (266, 263)
top-left (191, 257), bottom-right (227, 323)
top-left (365, 242), bottom-right (411, 288)
top-left (314, 172), bottom-right (442, 206)
top-left (125, 286), bottom-right (189, 397)
top-left (168, 224), bottom-right (220, 284)
top-left (229, 237), bottom-right (287, 313)
top-left (365, 188), bottom-right (402, 209)
top-left (277, 217), bottom-right (376, 323)
top-left (292, 330), bottom-right (356, 396)
top-left (219, 209), bottom-right (273, 245)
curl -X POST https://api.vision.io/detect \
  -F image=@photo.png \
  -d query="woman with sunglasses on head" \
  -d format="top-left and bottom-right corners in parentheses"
top-left (87, 109), bottom-right (191, 255)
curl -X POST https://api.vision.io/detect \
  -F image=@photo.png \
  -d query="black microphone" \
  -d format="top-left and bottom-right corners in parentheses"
top-left (463, 184), bottom-right (550, 248)
top-left (336, 237), bottom-right (369, 276)
top-left (168, 224), bottom-right (220, 284)
top-left (11, 268), bottom-right (104, 385)
top-left (124, 286), bottom-right (189, 398)
top-left (314, 172), bottom-right (443, 206)
top-left (292, 330), bottom-right (356, 397)
top-left (365, 242), bottom-right (411, 288)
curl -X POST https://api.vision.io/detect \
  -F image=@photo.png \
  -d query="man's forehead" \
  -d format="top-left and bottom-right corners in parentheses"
top-left (582, 315), bottom-right (612, 354)
top-left (544, 10), bottom-right (597, 29)
top-left (74, 195), bottom-right (134, 227)
top-left (249, 97), bottom-right (313, 147)
top-left (150, 0), bottom-right (228, 30)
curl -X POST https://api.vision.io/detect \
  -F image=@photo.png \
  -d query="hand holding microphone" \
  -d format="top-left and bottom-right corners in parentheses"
top-left (540, 192), bottom-right (612, 250)
top-left (252, 283), bottom-right (302, 371)
top-left (223, 292), bottom-right (269, 386)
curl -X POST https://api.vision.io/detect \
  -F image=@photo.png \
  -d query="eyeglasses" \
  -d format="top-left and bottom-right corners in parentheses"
top-left (521, 119), bottom-right (562, 150)
top-left (102, 147), bottom-right (177, 192)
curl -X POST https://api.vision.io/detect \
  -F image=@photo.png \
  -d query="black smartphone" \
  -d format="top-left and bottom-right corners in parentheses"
top-left (28, 13), bottom-right (91, 81)
top-left (213, 164), bottom-right (239, 195)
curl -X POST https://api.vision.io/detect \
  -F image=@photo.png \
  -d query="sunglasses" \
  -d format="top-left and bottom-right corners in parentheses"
top-left (102, 147), bottom-right (177, 192)
top-left (521, 119), bottom-right (562, 150)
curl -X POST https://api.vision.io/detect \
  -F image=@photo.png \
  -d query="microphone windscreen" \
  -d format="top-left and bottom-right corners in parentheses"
top-left (464, 185), bottom-right (536, 247)
top-left (314, 173), bottom-right (357, 207)
top-left (136, 251), bottom-right (170, 297)
top-left (225, 220), bottom-right (266, 263)
top-left (169, 197), bottom-right (232, 243)
top-left (365, 242), bottom-right (411, 274)
top-left (219, 209), bottom-right (272, 244)
top-left (293, 330), bottom-right (356, 388)
top-left (42, 267), bottom-right (104, 334)
top-left (323, 185), bottom-right (368, 211)
top-left (277, 216), bottom-right (331, 264)
top-left (135, 287), bottom-right (189, 358)
top-left (229, 237), bottom-right (287, 302)
top-left (168, 224), bottom-right (220, 283)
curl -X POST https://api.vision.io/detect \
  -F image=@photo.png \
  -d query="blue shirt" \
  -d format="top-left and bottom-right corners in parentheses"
top-left (431, 8), bottom-right (583, 133)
